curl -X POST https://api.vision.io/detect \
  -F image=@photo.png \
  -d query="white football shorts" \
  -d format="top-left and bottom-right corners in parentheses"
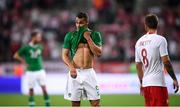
top-left (26, 69), bottom-right (46, 89)
top-left (64, 68), bottom-right (100, 101)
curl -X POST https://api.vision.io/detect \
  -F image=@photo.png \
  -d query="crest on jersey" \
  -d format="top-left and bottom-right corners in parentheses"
top-left (95, 85), bottom-right (100, 96)
top-left (68, 93), bottom-right (71, 97)
top-left (30, 49), bottom-right (41, 58)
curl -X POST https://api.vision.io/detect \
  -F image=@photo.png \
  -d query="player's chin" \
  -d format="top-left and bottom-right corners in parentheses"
top-left (36, 41), bottom-right (42, 43)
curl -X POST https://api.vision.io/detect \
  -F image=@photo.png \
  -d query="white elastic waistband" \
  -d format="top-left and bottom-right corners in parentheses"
top-left (76, 68), bottom-right (93, 71)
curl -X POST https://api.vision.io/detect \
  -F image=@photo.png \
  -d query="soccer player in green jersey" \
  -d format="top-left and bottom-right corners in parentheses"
top-left (62, 12), bottom-right (102, 107)
top-left (14, 30), bottom-right (50, 107)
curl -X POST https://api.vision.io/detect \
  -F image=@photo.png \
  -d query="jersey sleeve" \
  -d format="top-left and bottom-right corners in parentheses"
top-left (159, 37), bottom-right (168, 57)
top-left (63, 32), bottom-right (71, 49)
top-left (92, 32), bottom-right (102, 46)
top-left (18, 45), bottom-right (26, 56)
top-left (135, 44), bottom-right (141, 62)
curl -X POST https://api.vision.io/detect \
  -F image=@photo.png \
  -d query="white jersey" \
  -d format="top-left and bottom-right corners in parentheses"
top-left (135, 33), bottom-right (168, 87)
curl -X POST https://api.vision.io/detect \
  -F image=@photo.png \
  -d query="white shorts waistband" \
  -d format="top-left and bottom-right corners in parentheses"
top-left (76, 68), bottom-right (94, 72)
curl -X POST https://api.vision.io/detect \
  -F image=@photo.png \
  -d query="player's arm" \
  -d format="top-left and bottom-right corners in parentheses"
top-left (161, 55), bottom-right (179, 93)
top-left (62, 49), bottom-right (75, 69)
top-left (135, 44), bottom-right (143, 85)
top-left (135, 44), bottom-right (144, 95)
top-left (136, 62), bottom-right (143, 85)
top-left (62, 33), bottom-right (77, 78)
top-left (62, 33), bottom-right (74, 69)
top-left (136, 62), bottom-right (144, 95)
top-left (160, 37), bottom-right (179, 93)
top-left (13, 52), bottom-right (26, 65)
top-left (62, 49), bottom-right (77, 78)
top-left (84, 32), bottom-right (102, 57)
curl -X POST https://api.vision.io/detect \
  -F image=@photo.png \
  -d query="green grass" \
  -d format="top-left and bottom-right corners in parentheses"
top-left (0, 94), bottom-right (179, 106)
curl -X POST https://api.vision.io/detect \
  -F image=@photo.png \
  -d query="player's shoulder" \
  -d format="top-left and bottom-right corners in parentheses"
top-left (37, 44), bottom-right (43, 49)
top-left (64, 31), bottom-right (75, 39)
top-left (153, 34), bottom-right (167, 42)
top-left (67, 31), bottom-right (75, 34)
top-left (136, 34), bottom-right (166, 46)
top-left (18, 44), bottom-right (29, 51)
top-left (93, 31), bottom-right (101, 34)
top-left (135, 34), bottom-right (146, 47)
top-left (21, 44), bottom-right (29, 48)
top-left (91, 30), bottom-right (100, 33)
top-left (91, 31), bottom-right (101, 36)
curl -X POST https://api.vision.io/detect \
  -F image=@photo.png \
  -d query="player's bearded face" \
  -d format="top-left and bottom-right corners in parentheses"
top-left (75, 17), bottom-right (88, 30)
top-left (35, 34), bottom-right (42, 43)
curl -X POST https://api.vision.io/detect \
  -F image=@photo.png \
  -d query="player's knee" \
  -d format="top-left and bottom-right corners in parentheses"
top-left (90, 100), bottom-right (100, 107)
top-left (41, 87), bottom-right (47, 95)
top-left (72, 101), bottom-right (80, 107)
top-left (41, 85), bottom-right (46, 90)
top-left (29, 88), bottom-right (34, 96)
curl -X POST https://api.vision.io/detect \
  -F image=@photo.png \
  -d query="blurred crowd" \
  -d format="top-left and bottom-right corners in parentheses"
top-left (0, 0), bottom-right (180, 63)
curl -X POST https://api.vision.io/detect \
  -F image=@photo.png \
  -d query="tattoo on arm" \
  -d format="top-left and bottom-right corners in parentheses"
top-left (164, 61), bottom-right (177, 80)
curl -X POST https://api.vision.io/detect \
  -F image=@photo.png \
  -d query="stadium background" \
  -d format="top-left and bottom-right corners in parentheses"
top-left (0, 0), bottom-right (180, 106)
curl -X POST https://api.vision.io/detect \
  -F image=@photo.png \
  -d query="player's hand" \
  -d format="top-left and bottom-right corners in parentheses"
top-left (21, 60), bottom-right (29, 68)
top-left (173, 80), bottom-right (179, 93)
top-left (70, 67), bottom-right (77, 79)
top-left (84, 31), bottom-right (91, 41)
top-left (140, 85), bottom-right (144, 96)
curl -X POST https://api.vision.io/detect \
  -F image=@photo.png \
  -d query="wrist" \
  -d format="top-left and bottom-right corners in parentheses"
top-left (87, 38), bottom-right (92, 43)
top-left (140, 80), bottom-right (142, 85)
top-left (21, 60), bottom-right (26, 64)
top-left (173, 78), bottom-right (177, 81)
top-left (69, 66), bottom-right (75, 70)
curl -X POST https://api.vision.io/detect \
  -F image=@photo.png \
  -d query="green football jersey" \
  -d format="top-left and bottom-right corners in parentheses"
top-left (63, 27), bottom-right (102, 59)
top-left (18, 43), bottom-right (44, 71)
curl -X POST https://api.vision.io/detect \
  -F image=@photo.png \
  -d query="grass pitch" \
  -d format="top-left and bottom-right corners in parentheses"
top-left (0, 94), bottom-right (179, 106)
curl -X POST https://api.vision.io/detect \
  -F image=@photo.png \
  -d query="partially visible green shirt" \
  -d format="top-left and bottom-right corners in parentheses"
top-left (18, 44), bottom-right (44, 71)
top-left (63, 27), bottom-right (102, 59)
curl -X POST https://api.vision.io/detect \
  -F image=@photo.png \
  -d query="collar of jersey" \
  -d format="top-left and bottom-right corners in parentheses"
top-left (147, 31), bottom-right (157, 34)
top-left (29, 42), bottom-right (38, 48)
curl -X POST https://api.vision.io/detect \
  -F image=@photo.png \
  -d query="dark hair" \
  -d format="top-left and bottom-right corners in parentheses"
top-left (31, 29), bottom-right (41, 38)
top-left (76, 12), bottom-right (88, 21)
top-left (145, 14), bottom-right (158, 29)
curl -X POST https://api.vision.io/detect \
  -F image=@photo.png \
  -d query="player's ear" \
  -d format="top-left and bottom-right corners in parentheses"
top-left (85, 20), bottom-right (89, 25)
top-left (144, 20), bottom-right (147, 31)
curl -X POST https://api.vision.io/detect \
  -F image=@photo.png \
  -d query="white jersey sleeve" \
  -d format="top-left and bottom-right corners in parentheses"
top-left (159, 37), bottom-right (168, 57)
top-left (135, 44), bottom-right (141, 62)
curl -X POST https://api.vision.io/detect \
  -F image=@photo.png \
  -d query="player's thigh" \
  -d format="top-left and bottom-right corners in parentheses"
top-left (155, 87), bottom-right (169, 106)
top-left (143, 87), bottom-right (151, 106)
top-left (64, 72), bottom-right (82, 101)
top-left (84, 70), bottom-right (100, 100)
top-left (144, 86), bottom-right (169, 106)
top-left (37, 69), bottom-right (46, 86)
top-left (26, 71), bottom-right (36, 89)
top-left (84, 82), bottom-right (100, 99)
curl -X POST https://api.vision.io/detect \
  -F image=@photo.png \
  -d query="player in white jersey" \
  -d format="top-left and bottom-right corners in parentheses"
top-left (135, 14), bottom-right (179, 106)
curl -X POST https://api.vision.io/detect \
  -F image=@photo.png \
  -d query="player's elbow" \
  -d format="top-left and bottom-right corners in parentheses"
top-left (62, 54), bottom-right (66, 62)
top-left (136, 62), bottom-right (142, 70)
top-left (62, 53), bottom-right (68, 62)
top-left (13, 53), bottom-right (18, 59)
top-left (96, 50), bottom-right (102, 57)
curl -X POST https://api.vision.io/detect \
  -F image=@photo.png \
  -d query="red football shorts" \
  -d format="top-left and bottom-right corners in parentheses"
top-left (143, 86), bottom-right (169, 106)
